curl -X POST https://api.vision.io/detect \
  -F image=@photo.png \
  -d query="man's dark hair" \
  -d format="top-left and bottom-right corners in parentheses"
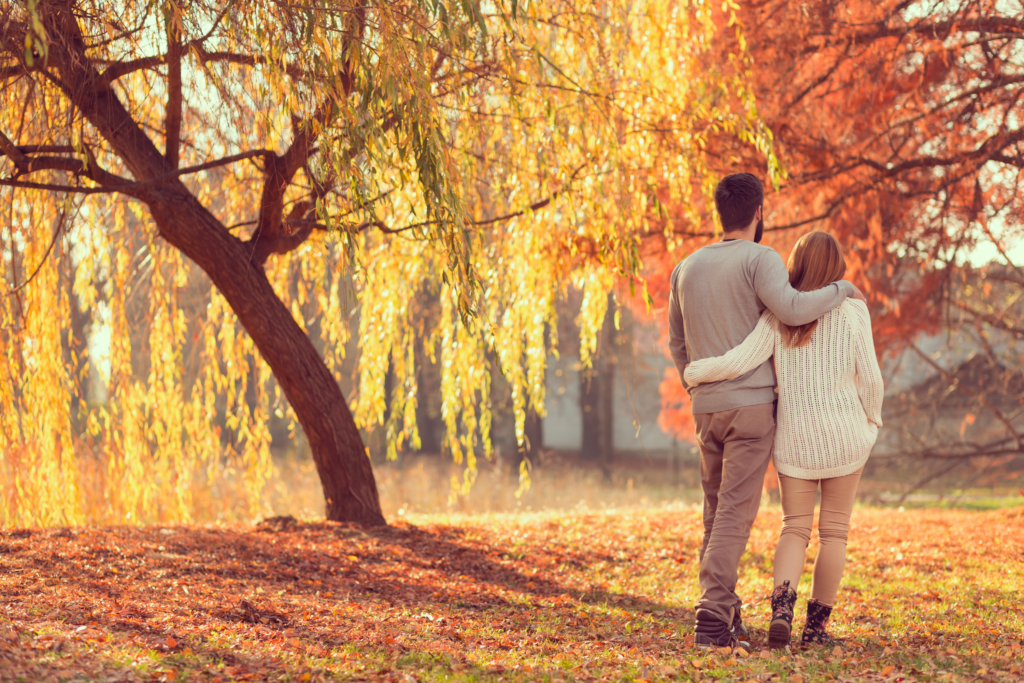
top-left (714, 173), bottom-right (764, 231)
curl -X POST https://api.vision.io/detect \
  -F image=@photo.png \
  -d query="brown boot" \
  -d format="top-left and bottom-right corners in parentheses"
top-left (767, 580), bottom-right (798, 649)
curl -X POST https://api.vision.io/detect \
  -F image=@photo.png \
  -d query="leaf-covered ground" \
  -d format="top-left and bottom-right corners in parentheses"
top-left (1, 506), bottom-right (1022, 682)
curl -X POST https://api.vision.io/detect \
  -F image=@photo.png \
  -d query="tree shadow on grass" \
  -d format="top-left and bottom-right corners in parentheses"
top-left (0, 521), bottom-right (694, 681)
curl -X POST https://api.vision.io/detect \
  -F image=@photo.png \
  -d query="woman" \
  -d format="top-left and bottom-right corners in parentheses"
top-left (684, 231), bottom-right (883, 649)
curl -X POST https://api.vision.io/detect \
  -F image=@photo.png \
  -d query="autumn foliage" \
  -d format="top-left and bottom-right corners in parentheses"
top-left (1, 506), bottom-right (1022, 680)
top-left (649, 0), bottom-right (1024, 447)
top-left (1, 0), bottom-right (774, 526)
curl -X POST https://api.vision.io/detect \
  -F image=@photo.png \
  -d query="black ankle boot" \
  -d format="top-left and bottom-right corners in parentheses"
top-left (767, 580), bottom-right (798, 649)
top-left (800, 598), bottom-right (841, 645)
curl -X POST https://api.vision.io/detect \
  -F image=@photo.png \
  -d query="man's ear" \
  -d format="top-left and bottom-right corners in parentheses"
top-left (756, 205), bottom-right (763, 220)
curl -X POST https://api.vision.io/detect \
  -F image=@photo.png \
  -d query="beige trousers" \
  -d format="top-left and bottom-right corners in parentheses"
top-left (694, 402), bottom-right (776, 625)
top-left (773, 467), bottom-right (864, 606)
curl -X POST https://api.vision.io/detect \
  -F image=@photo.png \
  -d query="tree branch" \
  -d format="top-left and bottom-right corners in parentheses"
top-left (857, 129), bottom-right (1024, 178)
top-left (842, 17), bottom-right (1024, 45)
top-left (990, 152), bottom-right (1024, 168)
top-left (0, 148), bottom-right (272, 196)
top-left (1, 144), bottom-right (75, 156)
top-left (98, 55), bottom-right (165, 85)
top-left (95, 38), bottom-right (312, 87)
top-left (286, 162), bottom-right (593, 242)
top-left (950, 300), bottom-right (1024, 336)
top-left (910, 345), bottom-right (1023, 449)
top-left (0, 64), bottom-right (27, 81)
top-left (165, 6), bottom-right (184, 169)
top-left (3, 207), bottom-right (67, 298)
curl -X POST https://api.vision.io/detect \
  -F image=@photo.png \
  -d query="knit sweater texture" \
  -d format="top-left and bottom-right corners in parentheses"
top-left (684, 300), bottom-right (884, 480)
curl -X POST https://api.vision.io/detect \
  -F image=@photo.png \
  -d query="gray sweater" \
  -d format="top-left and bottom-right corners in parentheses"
top-left (668, 240), bottom-right (856, 414)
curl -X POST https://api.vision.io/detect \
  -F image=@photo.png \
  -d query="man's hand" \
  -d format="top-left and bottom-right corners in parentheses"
top-left (850, 284), bottom-right (867, 302)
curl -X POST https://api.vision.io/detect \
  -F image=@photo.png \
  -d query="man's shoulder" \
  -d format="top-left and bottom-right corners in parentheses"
top-left (680, 241), bottom-right (777, 271)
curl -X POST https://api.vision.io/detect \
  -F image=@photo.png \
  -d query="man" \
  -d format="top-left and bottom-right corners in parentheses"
top-left (668, 173), bottom-right (863, 649)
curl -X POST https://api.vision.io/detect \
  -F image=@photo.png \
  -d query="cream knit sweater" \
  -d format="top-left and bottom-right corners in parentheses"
top-left (684, 299), bottom-right (884, 480)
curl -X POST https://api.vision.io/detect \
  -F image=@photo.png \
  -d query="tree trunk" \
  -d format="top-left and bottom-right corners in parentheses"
top-left (43, 3), bottom-right (385, 525)
top-left (580, 296), bottom-right (615, 478)
top-left (580, 361), bottom-right (602, 458)
top-left (521, 399), bottom-right (544, 470)
top-left (415, 356), bottom-right (441, 454)
top-left (150, 192), bottom-right (386, 525)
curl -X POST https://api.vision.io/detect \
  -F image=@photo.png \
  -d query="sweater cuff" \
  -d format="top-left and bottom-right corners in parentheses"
top-left (836, 280), bottom-right (856, 299)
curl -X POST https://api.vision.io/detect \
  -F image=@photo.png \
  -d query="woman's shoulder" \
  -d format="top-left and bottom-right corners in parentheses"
top-left (837, 298), bottom-right (871, 331)
top-left (839, 298), bottom-right (870, 317)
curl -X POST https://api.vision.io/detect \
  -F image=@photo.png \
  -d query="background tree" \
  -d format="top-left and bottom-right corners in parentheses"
top-left (1, 0), bottom-right (772, 526)
top-left (649, 0), bottom-right (1024, 485)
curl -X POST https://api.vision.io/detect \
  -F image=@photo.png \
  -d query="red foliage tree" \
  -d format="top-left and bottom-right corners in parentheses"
top-left (644, 0), bottom-right (1024, 447)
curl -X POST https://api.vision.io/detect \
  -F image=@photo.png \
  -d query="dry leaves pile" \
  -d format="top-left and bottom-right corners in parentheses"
top-left (0, 506), bottom-right (1022, 682)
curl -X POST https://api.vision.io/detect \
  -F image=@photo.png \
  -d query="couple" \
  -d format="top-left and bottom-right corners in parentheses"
top-left (668, 173), bottom-right (884, 650)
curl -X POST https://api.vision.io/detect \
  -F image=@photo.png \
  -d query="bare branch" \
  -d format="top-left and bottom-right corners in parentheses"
top-left (2, 207), bottom-right (67, 298)
top-left (197, 47), bottom-right (308, 82)
top-left (990, 152), bottom-right (1024, 168)
top-left (97, 55), bottom-right (165, 85)
top-left (857, 129), bottom-right (1024, 178)
top-left (165, 6), bottom-right (184, 169)
top-left (951, 300), bottom-right (1024, 336)
top-left (1, 145), bottom-right (75, 156)
top-left (288, 161), bottom-right (593, 241)
top-left (1, 148), bottom-right (272, 196)
top-left (0, 65), bottom-right (27, 81)
top-left (910, 345), bottom-right (1023, 449)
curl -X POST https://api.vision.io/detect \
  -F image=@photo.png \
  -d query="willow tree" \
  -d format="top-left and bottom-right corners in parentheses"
top-left (0, 0), bottom-right (772, 526)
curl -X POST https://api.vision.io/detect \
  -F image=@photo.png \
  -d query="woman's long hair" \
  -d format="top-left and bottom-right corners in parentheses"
top-left (779, 232), bottom-right (847, 347)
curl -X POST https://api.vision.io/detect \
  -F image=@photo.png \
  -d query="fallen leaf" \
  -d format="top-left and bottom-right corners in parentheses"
top-left (165, 636), bottom-right (177, 648)
top-left (881, 665), bottom-right (896, 675)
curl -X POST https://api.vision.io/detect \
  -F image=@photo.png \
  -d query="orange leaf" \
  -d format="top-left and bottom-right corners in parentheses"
top-left (165, 636), bottom-right (177, 648)
top-left (881, 665), bottom-right (895, 675)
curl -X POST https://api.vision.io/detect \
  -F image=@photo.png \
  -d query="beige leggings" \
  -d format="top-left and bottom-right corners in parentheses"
top-left (773, 467), bottom-right (863, 606)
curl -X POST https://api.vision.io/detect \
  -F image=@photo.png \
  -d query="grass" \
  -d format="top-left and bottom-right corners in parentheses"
top-left (0, 504), bottom-right (1022, 682)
